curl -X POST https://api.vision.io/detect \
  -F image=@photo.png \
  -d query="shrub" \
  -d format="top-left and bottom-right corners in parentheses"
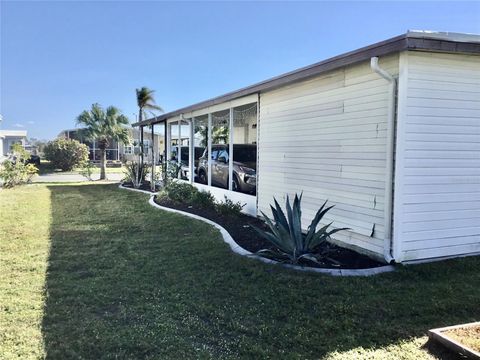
top-left (79, 161), bottom-right (96, 181)
top-left (0, 144), bottom-right (38, 188)
top-left (44, 138), bottom-right (89, 171)
top-left (215, 196), bottom-right (245, 216)
top-left (191, 190), bottom-right (216, 209)
top-left (123, 162), bottom-right (149, 188)
top-left (253, 194), bottom-right (349, 264)
top-left (162, 181), bottom-right (198, 203)
top-left (160, 160), bottom-right (182, 185)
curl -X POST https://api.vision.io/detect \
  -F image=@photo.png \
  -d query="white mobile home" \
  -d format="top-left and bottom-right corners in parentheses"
top-left (134, 31), bottom-right (480, 264)
top-left (0, 130), bottom-right (28, 161)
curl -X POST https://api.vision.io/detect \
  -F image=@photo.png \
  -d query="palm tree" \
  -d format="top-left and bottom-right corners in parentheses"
top-left (76, 104), bottom-right (130, 180)
top-left (136, 87), bottom-right (163, 177)
top-left (136, 87), bottom-right (163, 123)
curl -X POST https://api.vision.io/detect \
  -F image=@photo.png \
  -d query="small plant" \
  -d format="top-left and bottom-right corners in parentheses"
top-left (43, 138), bottom-right (89, 171)
top-left (163, 181), bottom-right (198, 203)
top-left (253, 194), bottom-right (349, 265)
top-left (167, 160), bottom-right (182, 183)
top-left (79, 161), bottom-right (96, 181)
top-left (150, 167), bottom-right (162, 191)
top-left (215, 196), bottom-right (245, 216)
top-left (191, 190), bottom-right (216, 209)
top-left (0, 144), bottom-right (38, 188)
top-left (123, 161), bottom-right (149, 188)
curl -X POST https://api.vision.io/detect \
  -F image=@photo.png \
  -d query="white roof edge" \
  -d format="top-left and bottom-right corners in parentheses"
top-left (407, 30), bottom-right (480, 43)
top-left (0, 129), bottom-right (28, 137)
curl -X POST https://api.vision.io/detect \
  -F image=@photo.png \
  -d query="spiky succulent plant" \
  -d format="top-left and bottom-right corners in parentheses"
top-left (254, 194), bottom-right (349, 264)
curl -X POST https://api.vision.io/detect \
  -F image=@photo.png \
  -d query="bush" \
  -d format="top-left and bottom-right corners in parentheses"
top-left (253, 194), bottom-right (349, 265)
top-left (123, 162), bottom-right (149, 188)
top-left (162, 181), bottom-right (198, 203)
top-left (44, 138), bottom-right (89, 171)
top-left (191, 190), bottom-right (216, 209)
top-left (0, 144), bottom-right (38, 188)
top-left (215, 196), bottom-right (245, 216)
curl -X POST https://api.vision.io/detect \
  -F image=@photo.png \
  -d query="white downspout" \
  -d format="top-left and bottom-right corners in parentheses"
top-left (371, 57), bottom-right (396, 264)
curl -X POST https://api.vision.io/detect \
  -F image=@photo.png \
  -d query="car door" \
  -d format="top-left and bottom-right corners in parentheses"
top-left (209, 148), bottom-right (219, 185)
top-left (213, 148), bottom-right (229, 189)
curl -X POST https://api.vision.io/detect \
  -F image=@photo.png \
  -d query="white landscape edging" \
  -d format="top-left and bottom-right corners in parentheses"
top-left (120, 184), bottom-right (396, 277)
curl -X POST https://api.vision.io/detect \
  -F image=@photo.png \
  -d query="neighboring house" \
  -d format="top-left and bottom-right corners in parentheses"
top-left (58, 128), bottom-right (165, 163)
top-left (0, 129), bottom-right (27, 161)
top-left (133, 30), bottom-right (480, 264)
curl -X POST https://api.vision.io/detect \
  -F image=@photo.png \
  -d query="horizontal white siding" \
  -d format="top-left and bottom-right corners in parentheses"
top-left (257, 55), bottom-right (399, 259)
top-left (394, 51), bottom-right (480, 262)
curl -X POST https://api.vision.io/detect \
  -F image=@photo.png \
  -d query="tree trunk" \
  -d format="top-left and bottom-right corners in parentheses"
top-left (100, 146), bottom-right (106, 180)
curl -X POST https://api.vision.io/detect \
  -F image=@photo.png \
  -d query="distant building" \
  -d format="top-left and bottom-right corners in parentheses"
top-left (57, 127), bottom-right (165, 163)
top-left (0, 129), bottom-right (27, 160)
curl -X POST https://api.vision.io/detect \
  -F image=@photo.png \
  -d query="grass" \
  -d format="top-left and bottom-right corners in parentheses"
top-left (1, 183), bottom-right (479, 359)
top-left (37, 160), bottom-right (126, 175)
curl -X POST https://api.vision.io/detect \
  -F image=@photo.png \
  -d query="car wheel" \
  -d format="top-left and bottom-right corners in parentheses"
top-left (232, 176), bottom-right (240, 192)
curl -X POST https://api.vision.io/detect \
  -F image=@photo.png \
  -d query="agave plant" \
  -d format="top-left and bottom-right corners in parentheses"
top-left (254, 194), bottom-right (349, 264)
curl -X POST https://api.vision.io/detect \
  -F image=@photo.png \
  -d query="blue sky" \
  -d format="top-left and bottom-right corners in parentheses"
top-left (1, 1), bottom-right (479, 140)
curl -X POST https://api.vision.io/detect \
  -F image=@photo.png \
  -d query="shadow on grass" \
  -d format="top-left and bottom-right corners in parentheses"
top-left (41, 183), bottom-right (480, 359)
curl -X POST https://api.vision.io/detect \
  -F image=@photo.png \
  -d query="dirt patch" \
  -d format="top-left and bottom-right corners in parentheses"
top-left (154, 196), bottom-right (384, 270)
top-left (121, 181), bottom-right (160, 193)
top-left (444, 325), bottom-right (480, 353)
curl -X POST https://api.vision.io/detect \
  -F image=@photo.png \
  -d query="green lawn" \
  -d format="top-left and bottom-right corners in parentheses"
top-left (37, 160), bottom-right (126, 175)
top-left (1, 183), bottom-right (479, 359)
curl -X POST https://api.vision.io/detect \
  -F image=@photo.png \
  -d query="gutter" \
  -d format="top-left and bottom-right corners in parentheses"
top-left (370, 57), bottom-right (396, 264)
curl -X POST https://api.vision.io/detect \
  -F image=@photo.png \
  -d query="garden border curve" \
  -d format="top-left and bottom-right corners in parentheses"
top-left (119, 184), bottom-right (396, 277)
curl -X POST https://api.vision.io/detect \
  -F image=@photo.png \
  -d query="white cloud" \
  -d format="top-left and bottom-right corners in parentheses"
top-left (13, 123), bottom-right (24, 128)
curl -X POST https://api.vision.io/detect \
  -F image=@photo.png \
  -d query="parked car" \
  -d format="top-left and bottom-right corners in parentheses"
top-left (197, 144), bottom-right (256, 194)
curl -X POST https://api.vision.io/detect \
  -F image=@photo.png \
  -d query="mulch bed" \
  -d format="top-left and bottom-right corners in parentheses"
top-left (122, 181), bottom-right (160, 193)
top-left (154, 196), bottom-right (384, 270)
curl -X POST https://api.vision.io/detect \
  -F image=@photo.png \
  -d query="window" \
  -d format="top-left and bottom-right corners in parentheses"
top-left (217, 149), bottom-right (228, 162)
top-left (211, 109), bottom-right (230, 189)
top-left (232, 103), bottom-right (257, 195)
top-left (124, 146), bottom-right (133, 155)
top-left (211, 149), bottom-right (219, 161)
top-left (168, 122), bottom-right (178, 160)
top-left (185, 101), bottom-right (257, 195)
top-left (106, 149), bottom-right (119, 161)
top-left (193, 115), bottom-right (208, 185)
top-left (180, 119), bottom-right (190, 165)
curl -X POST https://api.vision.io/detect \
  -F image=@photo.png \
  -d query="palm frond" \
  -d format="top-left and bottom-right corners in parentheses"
top-left (136, 87), bottom-right (164, 121)
top-left (75, 103), bottom-right (131, 144)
